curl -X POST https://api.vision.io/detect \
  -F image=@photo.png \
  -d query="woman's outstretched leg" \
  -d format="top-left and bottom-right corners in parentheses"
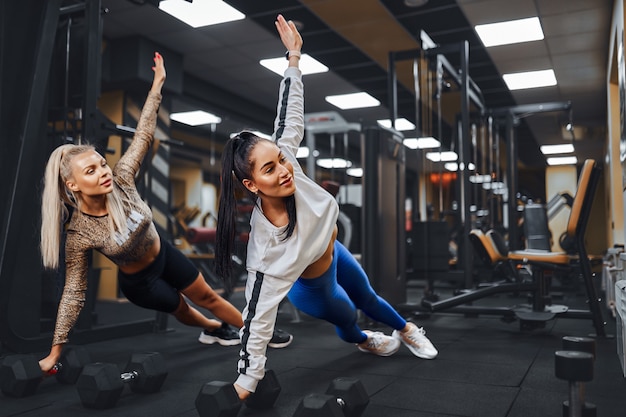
top-left (288, 255), bottom-right (400, 356)
top-left (334, 241), bottom-right (438, 359)
top-left (180, 274), bottom-right (244, 346)
top-left (181, 274), bottom-right (244, 327)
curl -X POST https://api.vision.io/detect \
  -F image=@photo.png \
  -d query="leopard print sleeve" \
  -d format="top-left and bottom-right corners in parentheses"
top-left (51, 231), bottom-right (90, 345)
top-left (114, 90), bottom-right (162, 186)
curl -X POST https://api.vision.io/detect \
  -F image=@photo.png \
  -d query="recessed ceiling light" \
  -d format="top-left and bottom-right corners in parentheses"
top-left (158, 0), bottom-right (245, 28)
top-left (547, 156), bottom-right (577, 166)
top-left (475, 17), bottom-right (544, 47)
top-left (418, 136), bottom-right (440, 149)
top-left (325, 92), bottom-right (380, 110)
top-left (170, 110), bottom-right (221, 126)
top-left (260, 54), bottom-right (329, 76)
top-left (377, 118), bottom-right (415, 131)
top-left (403, 137), bottom-right (441, 149)
top-left (426, 151), bottom-right (458, 162)
top-left (503, 69), bottom-right (557, 90)
top-left (540, 143), bottom-right (575, 155)
top-left (316, 158), bottom-right (353, 169)
top-left (445, 162), bottom-right (475, 171)
top-left (444, 162), bottom-right (458, 171)
top-left (347, 167), bottom-right (363, 177)
top-left (470, 175), bottom-right (492, 184)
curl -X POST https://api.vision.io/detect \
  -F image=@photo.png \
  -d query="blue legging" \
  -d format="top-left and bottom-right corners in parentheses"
top-left (287, 240), bottom-right (406, 344)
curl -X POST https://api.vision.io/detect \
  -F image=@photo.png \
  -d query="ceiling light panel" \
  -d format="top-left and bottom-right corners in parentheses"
top-left (377, 118), bottom-right (416, 131)
top-left (260, 54), bottom-right (329, 76)
top-left (475, 17), bottom-right (544, 47)
top-left (426, 151), bottom-right (458, 162)
top-left (159, 0), bottom-right (245, 28)
top-left (503, 69), bottom-right (557, 90)
top-left (540, 143), bottom-right (575, 155)
top-left (547, 156), bottom-right (577, 166)
top-left (403, 137), bottom-right (441, 149)
top-left (316, 158), bottom-right (352, 169)
top-left (170, 110), bottom-right (221, 126)
top-left (325, 92), bottom-right (380, 110)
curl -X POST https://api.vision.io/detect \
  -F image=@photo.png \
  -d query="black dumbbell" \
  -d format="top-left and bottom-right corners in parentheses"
top-left (554, 338), bottom-right (595, 417)
top-left (293, 377), bottom-right (369, 417)
top-left (562, 336), bottom-right (596, 358)
top-left (0, 346), bottom-right (90, 397)
top-left (559, 336), bottom-right (597, 417)
top-left (76, 351), bottom-right (167, 409)
top-left (195, 369), bottom-right (281, 417)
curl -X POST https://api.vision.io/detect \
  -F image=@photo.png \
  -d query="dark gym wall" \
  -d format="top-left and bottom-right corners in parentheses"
top-left (0, 1), bottom-right (42, 220)
top-left (0, 1), bottom-right (59, 353)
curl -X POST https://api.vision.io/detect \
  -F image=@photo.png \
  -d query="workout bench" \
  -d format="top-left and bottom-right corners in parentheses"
top-left (424, 159), bottom-right (607, 337)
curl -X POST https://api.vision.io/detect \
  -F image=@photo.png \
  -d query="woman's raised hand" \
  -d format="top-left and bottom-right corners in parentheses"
top-left (151, 51), bottom-right (166, 92)
top-left (275, 14), bottom-right (302, 54)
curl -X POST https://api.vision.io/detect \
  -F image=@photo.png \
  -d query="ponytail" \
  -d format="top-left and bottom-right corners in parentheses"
top-left (216, 139), bottom-right (239, 284)
top-left (40, 145), bottom-right (80, 269)
top-left (215, 132), bottom-right (264, 283)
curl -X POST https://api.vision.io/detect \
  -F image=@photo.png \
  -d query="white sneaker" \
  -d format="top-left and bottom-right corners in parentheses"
top-left (357, 330), bottom-right (401, 357)
top-left (393, 323), bottom-right (438, 359)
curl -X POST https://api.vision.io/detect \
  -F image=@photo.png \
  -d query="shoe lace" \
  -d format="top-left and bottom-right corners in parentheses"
top-left (405, 326), bottom-right (427, 344)
top-left (365, 332), bottom-right (385, 349)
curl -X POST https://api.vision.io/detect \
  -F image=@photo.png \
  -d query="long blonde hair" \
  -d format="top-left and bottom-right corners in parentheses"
top-left (40, 144), bottom-right (129, 269)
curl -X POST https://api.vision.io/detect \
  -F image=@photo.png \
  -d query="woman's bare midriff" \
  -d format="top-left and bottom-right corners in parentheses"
top-left (117, 239), bottom-right (161, 275)
top-left (301, 225), bottom-right (338, 278)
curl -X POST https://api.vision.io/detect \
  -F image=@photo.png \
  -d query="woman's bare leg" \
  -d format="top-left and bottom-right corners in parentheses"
top-left (178, 274), bottom-right (244, 329)
top-left (171, 295), bottom-right (221, 329)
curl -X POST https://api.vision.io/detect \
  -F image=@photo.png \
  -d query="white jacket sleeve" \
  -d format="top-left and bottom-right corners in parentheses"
top-left (272, 66), bottom-right (304, 156)
top-left (235, 271), bottom-right (294, 392)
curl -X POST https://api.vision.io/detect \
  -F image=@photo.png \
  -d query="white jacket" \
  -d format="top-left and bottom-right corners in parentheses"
top-left (236, 66), bottom-right (339, 391)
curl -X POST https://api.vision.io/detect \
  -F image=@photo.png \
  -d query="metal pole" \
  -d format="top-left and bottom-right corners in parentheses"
top-left (459, 41), bottom-right (473, 288)
top-left (82, 0), bottom-right (102, 143)
top-left (506, 113), bottom-right (519, 250)
top-left (388, 51), bottom-right (398, 127)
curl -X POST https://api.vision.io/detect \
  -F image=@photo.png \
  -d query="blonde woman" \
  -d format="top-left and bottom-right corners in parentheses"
top-left (38, 52), bottom-right (291, 373)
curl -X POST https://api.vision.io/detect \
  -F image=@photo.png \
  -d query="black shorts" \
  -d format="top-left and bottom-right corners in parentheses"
top-left (118, 240), bottom-right (199, 313)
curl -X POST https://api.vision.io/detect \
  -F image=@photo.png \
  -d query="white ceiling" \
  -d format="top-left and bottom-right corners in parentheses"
top-left (459, 0), bottom-right (610, 156)
top-left (97, 0), bottom-right (613, 171)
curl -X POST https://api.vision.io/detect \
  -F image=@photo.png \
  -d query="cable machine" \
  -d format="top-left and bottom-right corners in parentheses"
top-left (303, 111), bottom-right (361, 253)
top-left (387, 31), bottom-right (486, 293)
top-left (487, 101), bottom-right (572, 250)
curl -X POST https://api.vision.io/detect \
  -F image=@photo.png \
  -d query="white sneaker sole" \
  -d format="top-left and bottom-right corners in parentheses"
top-left (198, 334), bottom-right (241, 346)
top-left (357, 333), bottom-right (401, 357)
top-left (357, 343), bottom-right (400, 357)
top-left (392, 330), bottom-right (438, 359)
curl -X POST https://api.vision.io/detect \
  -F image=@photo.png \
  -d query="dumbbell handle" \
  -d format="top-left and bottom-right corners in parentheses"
top-left (120, 370), bottom-right (139, 382)
top-left (46, 362), bottom-right (63, 376)
top-left (568, 381), bottom-right (584, 417)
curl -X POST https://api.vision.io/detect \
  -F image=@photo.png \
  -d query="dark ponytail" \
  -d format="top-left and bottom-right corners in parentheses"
top-left (216, 132), bottom-right (261, 283)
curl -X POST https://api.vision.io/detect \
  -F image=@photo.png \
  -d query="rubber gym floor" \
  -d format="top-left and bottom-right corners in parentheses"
top-left (2, 283), bottom-right (625, 417)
